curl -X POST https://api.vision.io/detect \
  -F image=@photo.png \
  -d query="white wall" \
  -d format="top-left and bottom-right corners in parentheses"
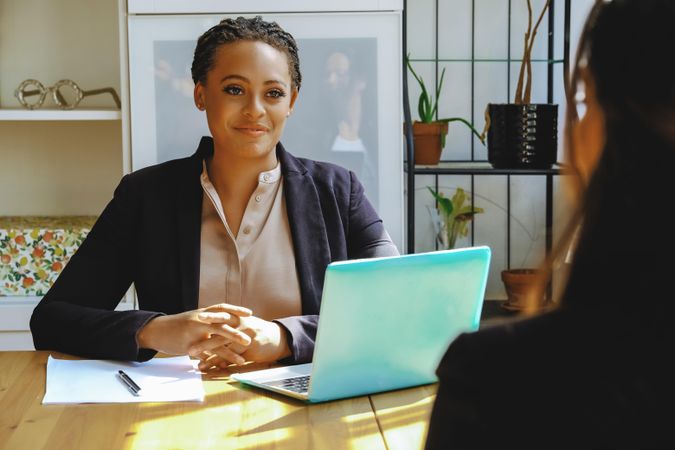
top-left (406, 0), bottom-right (594, 299)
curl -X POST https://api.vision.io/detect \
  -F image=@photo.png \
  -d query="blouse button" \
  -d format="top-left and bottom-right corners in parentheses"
top-left (242, 226), bottom-right (251, 235)
top-left (255, 195), bottom-right (262, 203)
top-left (263, 174), bottom-right (270, 182)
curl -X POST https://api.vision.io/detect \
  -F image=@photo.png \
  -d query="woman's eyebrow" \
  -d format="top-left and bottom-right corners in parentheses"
top-left (265, 80), bottom-right (288, 88)
top-left (220, 74), bottom-right (288, 88)
top-left (220, 74), bottom-right (249, 84)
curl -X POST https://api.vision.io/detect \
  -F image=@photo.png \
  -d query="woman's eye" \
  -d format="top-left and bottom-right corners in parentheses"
top-left (267, 89), bottom-right (286, 99)
top-left (223, 86), bottom-right (243, 95)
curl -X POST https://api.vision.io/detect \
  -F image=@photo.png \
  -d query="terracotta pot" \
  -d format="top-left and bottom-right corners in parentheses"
top-left (411, 121), bottom-right (448, 165)
top-left (500, 268), bottom-right (544, 311)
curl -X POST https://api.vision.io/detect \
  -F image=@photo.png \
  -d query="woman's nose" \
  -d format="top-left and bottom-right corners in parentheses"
top-left (243, 95), bottom-right (265, 119)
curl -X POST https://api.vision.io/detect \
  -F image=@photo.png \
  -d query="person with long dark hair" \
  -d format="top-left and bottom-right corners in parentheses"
top-left (425, 1), bottom-right (675, 447)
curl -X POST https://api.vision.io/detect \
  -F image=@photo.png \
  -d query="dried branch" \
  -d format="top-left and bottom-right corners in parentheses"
top-left (515, 0), bottom-right (551, 104)
top-left (523, 40), bottom-right (534, 103)
top-left (524, 0), bottom-right (552, 103)
top-left (514, 0), bottom-right (533, 104)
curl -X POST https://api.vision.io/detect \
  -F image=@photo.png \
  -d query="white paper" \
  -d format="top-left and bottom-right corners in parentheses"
top-left (42, 355), bottom-right (205, 404)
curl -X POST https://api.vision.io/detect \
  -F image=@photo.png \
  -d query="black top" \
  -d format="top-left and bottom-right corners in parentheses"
top-left (425, 304), bottom-right (675, 449)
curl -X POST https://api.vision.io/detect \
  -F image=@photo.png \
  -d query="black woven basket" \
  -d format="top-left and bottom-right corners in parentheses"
top-left (487, 103), bottom-right (558, 169)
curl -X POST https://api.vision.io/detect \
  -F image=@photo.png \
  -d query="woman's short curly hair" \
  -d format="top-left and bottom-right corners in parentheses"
top-left (191, 16), bottom-right (302, 90)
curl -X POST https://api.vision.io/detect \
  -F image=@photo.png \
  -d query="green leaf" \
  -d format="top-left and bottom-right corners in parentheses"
top-left (451, 187), bottom-right (467, 210)
top-left (436, 67), bottom-right (446, 100)
top-left (437, 117), bottom-right (486, 145)
top-left (432, 68), bottom-right (446, 119)
top-left (437, 196), bottom-right (453, 216)
top-left (455, 205), bottom-right (484, 216)
top-left (427, 187), bottom-right (454, 216)
top-left (418, 96), bottom-right (428, 122)
top-left (406, 55), bottom-right (425, 90)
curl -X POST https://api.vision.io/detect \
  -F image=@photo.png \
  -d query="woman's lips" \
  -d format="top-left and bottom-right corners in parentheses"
top-left (235, 125), bottom-right (269, 137)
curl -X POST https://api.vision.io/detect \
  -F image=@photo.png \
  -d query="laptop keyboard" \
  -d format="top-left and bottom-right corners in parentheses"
top-left (265, 375), bottom-right (311, 394)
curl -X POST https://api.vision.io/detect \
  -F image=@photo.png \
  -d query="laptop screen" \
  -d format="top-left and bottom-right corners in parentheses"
top-left (307, 246), bottom-right (491, 402)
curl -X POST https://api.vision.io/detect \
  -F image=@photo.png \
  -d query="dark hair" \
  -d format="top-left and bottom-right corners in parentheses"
top-left (191, 16), bottom-right (302, 90)
top-left (575, 0), bottom-right (675, 145)
top-left (533, 0), bottom-right (675, 311)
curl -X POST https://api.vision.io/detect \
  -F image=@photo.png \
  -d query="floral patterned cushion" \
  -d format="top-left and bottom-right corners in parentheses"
top-left (0, 216), bottom-right (97, 297)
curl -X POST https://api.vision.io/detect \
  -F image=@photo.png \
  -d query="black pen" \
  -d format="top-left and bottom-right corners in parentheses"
top-left (117, 370), bottom-right (141, 396)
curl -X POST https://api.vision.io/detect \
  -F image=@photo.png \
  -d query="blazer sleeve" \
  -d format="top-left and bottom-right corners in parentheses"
top-left (29, 175), bottom-right (162, 361)
top-left (345, 170), bottom-right (399, 259)
top-left (275, 170), bottom-right (399, 364)
top-left (274, 315), bottom-right (317, 364)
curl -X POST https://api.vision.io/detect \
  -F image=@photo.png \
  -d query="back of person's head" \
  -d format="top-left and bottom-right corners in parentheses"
top-left (546, 0), bottom-right (675, 310)
top-left (582, 0), bottom-right (675, 147)
top-left (191, 16), bottom-right (302, 90)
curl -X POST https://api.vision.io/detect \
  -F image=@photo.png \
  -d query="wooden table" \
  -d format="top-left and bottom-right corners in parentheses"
top-left (0, 351), bottom-right (436, 450)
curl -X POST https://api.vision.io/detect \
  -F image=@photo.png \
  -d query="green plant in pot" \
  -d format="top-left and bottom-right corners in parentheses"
top-left (406, 56), bottom-right (485, 165)
top-left (485, 0), bottom-right (558, 169)
top-left (427, 186), bottom-right (484, 249)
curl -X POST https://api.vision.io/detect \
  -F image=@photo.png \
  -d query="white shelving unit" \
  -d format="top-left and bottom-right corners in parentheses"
top-left (0, 109), bottom-right (121, 121)
top-left (0, 0), bottom-right (132, 350)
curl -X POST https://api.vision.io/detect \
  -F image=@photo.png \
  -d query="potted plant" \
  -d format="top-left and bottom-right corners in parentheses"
top-left (427, 186), bottom-right (484, 249)
top-left (485, 0), bottom-right (558, 169)
top-left (406, 56), bottom-right (485, 165)
top-left (500, 268), bottom-right (546, 312)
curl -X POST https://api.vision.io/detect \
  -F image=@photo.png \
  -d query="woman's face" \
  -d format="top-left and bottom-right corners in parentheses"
top-left (194, 40), bottom-right (298, 161)
top-left (571, 68), bottom-right (606, 184)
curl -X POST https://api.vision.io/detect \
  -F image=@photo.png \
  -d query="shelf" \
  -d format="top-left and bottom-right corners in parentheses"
top-left (0, 108), bottom-right (121, 121)
top-left (408, 161), bottom-right (563, 175)
top-left (408, 58), bottom-right (565, 64)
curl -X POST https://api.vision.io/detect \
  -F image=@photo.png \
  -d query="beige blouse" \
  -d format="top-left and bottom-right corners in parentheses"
top-left (197, 161), bottom-right (302, 321)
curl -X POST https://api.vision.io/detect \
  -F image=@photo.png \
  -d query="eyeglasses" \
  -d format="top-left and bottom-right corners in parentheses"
top-left (14, 79), bottom-right (121, 110)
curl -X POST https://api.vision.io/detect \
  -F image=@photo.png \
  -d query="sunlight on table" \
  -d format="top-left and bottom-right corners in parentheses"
top-left (123, 375), bottom-right (386, 450)
top-left (370, 384), bottom-right (437, 450)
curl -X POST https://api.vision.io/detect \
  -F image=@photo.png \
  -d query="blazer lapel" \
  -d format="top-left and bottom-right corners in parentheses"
top-left (176, 137), bottom-right (211, 311)
top-left (279, 143), bottom-right (331, 315)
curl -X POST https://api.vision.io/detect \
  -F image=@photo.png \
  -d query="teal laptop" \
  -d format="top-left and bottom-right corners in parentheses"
top-left (231, 246), bottom-right (491, 403)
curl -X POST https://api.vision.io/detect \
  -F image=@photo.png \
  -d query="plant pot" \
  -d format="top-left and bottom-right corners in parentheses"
top-left (500, 268), bottom-right (544, 311)
top-left (487, 103), bottom-right (558, 169)
top-left (411, 121), bottom-right (448, 165)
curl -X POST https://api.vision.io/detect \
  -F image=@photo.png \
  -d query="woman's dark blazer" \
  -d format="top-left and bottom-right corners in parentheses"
top-left (30, 136), bottom-right (398, 362)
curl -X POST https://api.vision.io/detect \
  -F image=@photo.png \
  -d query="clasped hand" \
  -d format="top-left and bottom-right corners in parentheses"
top-left (137, 303), bottom-right (290, 371)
